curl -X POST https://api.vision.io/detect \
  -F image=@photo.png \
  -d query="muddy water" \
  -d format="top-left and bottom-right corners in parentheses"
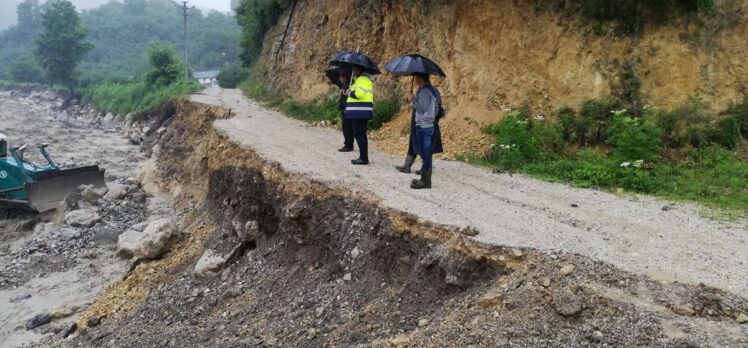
top-left (0, 91), bottom-right (155, 347)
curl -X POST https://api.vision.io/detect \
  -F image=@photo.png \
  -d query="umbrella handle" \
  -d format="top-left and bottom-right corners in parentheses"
top-left (410, 76), bottom-right (414, 95)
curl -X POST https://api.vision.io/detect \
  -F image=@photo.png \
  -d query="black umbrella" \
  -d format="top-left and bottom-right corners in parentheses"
top-left (330, 50), bottom-right (381, 75)
top-left (325, 67), bottom-right (350, 89)
top-left (383, 54), bottom-right (446, 77)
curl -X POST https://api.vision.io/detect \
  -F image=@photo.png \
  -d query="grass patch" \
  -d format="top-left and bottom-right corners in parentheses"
top-left (479, 101), bottom-right (748, 214)
top-left (240, 78), bottom-right (402, 130)
top-left (82, 80), bottom-right (201, 116)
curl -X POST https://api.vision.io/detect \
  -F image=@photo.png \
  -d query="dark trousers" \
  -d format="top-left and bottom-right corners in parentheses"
top-left (341, 116), bottom-right (354, 149)
top-left (351, 118), bottom-right (369, 161)
top-left (415, 126), bottom-right (434, 169)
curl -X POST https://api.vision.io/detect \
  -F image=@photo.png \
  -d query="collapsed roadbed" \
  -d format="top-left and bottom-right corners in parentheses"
top-left (54, 101), bottom-right (747, 347)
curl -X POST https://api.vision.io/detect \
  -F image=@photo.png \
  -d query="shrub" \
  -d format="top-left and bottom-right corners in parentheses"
top-left (619, 63), bottom-right (642, 115)
top-left (570, 149), bottom-right (615, 188)
top-left (709, 116), bottom-right (740, 150)
top-left (281, 98), bottom-right (339, 124)
top-left (531, 121), bottom-right (567, 154)
top-left (485, 113), bottom-right (542, 170)
top-left (725, 97), bottom-right (748, 139)
top-left (144, 43), bottom-right (183, 87)
top-left (9, 56), bottom-right (45, 84)
top-left (578, 99), bottom-right (620, 144)
top-left (580, 0), bottom-right (715, 34)
top-left (607, 113), bottom-right (662, 162)
top-left (83, 80), bottom-right (201, 116)
top-left (217, 65), bottom-right (249, 88)
top-left (370, 91), bottom-right (402, 130)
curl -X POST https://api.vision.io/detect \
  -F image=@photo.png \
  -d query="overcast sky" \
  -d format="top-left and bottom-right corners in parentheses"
top-left (0, 0), bottom-right (233, 30)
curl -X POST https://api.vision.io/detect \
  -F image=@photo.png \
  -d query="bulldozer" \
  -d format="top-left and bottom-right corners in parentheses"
top-left (0, 133), bottom-right (105, 214)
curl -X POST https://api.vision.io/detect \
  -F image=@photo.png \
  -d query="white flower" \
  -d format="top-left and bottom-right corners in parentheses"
top-left (620, 162), bottom-right (631, 168)
top-left (633, 160), bottom-right (644, 168)
top-left (611, 109), bottom-right (628, 116)
top-left (517, 120), bottom-right (528, 125)
top-left (534, 115), bottom-right (545, 121)
top-left (643, 104), bottom-right (652, 110)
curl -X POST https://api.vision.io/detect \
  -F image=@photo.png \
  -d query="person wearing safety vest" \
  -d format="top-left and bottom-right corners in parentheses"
top-left (345, 65), bottom-right (374, 165)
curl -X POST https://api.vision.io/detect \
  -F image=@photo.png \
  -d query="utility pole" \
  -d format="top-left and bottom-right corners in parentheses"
top-left (177, 1), bottom-right (194, 80)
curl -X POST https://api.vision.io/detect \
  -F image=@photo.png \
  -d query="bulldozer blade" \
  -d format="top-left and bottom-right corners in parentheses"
top-left (26, 166), bottom-right (106, 212)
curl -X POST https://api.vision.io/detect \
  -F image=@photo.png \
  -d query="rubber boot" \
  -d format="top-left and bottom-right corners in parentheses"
top-left (395, 155), bottom-right (416, 173)
top-left (410, 168), bottom-right (432, 189)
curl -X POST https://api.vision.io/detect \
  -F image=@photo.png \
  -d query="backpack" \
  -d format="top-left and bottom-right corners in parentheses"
top-left (424, 85), bottom-right (446, 121)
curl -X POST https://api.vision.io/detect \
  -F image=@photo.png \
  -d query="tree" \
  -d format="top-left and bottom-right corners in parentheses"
top-left (9, 55), bottom-right (45, 84)
top-left (34, 0), bottom-right (92, 89)
top-left (217, 64), bottom-right (248, 88)
top-left (145, 42), bottom-right (183, 86)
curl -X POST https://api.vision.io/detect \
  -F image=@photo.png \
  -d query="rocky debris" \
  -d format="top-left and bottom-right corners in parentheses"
top-left (128, 132), bottom-right (144, 145)
top-left (81, 185), bottom-right (108, 204)
top-left (737, 313), bottom-right (748, 323)
top-left (478, 292), bottom-right (502, 308)
top-left (61, 322), bottom-right (78, 337)
top-left (232, 216), bottom-right (259, 242)
top-left (87, 316), bottom-right (101, 328)
top-left (25, 313), bottom-right (52, 330)
top-left (560, 264), bottom-right (575, 276)
top-left (417, 319), bottom-right (430, 328)
top-left (59, 227), bottom-right (82, 240)
top-left (553, 287), bottom-right (583, 316)
top-left (117, 218), bottom-right (178, 259)
top-left (103, 184), bottom-right (128, 201)
top-left (305, 328), bottom-right (317, 340)
top-left (65, 209), bottom-right (101, 228)
top-left (48, 304), bottom-right (80, 319)
top-left (194, 249), bottom-right (226, 279)
top-left (9, 294), bottom-right (32, 303)
top-left (672, 304), bottom-right (695, 316)
top-left (591, 330), bottom-right (604, 342)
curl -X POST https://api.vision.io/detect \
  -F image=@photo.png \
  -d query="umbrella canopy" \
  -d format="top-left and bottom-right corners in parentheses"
top-left (325, 67), bottom-right (350, 88)
top-left (330, 50), bottom-right (381, 75)
top-left (383, 54), bottom-right (446, 77)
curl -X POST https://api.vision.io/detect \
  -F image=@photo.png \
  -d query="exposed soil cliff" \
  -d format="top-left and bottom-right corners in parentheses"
top-left (255, 0), bottom-right (748, 157)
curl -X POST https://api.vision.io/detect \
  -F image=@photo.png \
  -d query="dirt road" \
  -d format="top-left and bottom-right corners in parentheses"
top-left (193, 87), bottom-right (747, 296)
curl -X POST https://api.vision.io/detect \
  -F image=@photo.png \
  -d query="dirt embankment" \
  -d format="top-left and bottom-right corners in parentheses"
top-left (53, 100), bottom-right (748, 347)
top-left (255, 0), bottom-right (748, 157)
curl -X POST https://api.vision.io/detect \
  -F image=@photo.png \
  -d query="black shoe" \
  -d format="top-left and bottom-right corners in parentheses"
top-left (395, 155), bottom-right (416, 173)
top-left (415, 169), bottom-right (422, 175)
top-left (351, 158), bottom-right (369, 165)
top-left (338, 146), bottom-right (354, 152)
top-left (411, 168), bottom-right (432, 189)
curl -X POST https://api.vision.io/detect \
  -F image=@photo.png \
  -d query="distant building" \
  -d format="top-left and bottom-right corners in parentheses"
top-left (193, 70), bottom-right (220, 86)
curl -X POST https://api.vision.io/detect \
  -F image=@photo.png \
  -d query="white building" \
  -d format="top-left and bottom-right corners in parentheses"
top-left (193, 70), bottom-right (220, 86)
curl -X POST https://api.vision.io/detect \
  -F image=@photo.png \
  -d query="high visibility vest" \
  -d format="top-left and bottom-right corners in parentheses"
top-left (345, 75), bottom-right (374, 119)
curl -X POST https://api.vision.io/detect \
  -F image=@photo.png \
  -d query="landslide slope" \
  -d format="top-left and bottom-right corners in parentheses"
top-left (49, 100), bottom-right (748, 347)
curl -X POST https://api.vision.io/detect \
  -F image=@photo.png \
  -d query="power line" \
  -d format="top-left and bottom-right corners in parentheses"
top-left (176, 1), bottom-right (194, 80)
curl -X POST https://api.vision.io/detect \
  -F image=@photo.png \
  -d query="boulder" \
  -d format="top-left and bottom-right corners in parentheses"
top-left (81, 185), bottom-right (108, 204)
top-left (117, 218), bottom-right (178, 259)
top-left (59, 227), bottom-right (81, 240)
top-left (64, 209), bottom-right (100, 228)
top-left (553, 287), bottom-right (583, 316)
top-left (103, 184), bottom-right (127, 201)
top-left (194, 249), bottom-right (226, 279)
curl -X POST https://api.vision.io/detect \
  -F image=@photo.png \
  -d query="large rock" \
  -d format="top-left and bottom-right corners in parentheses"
top-left (117, 219), bottom-right (178, 259)
top-left (194, 249), bottom-right (226, 279)
top-left (81, 185), bottom-right (108, 204)
top-left (232, 214), bottom-right (259, 242)
top-left (553, 287), bottom-right (583, 316)
top-left (103, 184), bottom-right (127, 201)
top-left (64, 209), bottom-right (101, 228)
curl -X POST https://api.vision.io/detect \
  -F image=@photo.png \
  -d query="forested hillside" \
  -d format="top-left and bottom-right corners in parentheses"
top-left (0, 0), bottom-right (240, 86)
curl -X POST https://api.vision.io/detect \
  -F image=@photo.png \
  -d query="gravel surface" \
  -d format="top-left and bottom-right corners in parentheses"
top-left (193, 87), bottom-right (747, 296)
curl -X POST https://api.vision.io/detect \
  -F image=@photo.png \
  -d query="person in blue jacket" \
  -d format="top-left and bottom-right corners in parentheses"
top-left (405, 73), bottom-right (441, 189)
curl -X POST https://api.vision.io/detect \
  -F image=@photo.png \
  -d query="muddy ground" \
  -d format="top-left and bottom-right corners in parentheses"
top-left (40, 100), bottom-right (747, 347)
top-left (0, 91), bottom-right (169, 347)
